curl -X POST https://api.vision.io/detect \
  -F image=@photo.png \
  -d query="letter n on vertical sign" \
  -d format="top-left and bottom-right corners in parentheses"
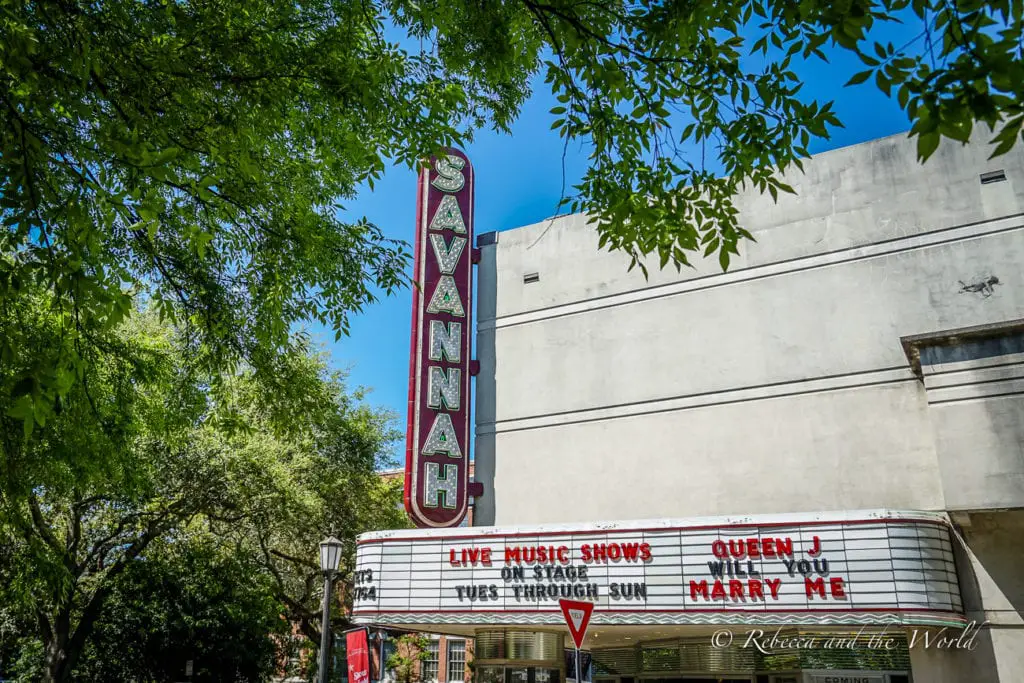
top-left (405, 149), bottom-right (473, 527)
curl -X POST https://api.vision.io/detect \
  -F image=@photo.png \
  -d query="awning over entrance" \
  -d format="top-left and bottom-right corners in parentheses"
top-left (351, 509), bottom-right (964, 634)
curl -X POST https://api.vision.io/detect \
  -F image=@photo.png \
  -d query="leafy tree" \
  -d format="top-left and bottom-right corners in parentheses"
top-left (0, 291), bottom-right (405, 683)
top-left (71, 539), bottom-right (284, 683)
top-left (205, 342), bottom-right (409, 644)
top-left (3, 0), bottom-right (1023, 423)
top-left (0, 291), bottom-right (194, 682)
top-left (521, 0), bottom-right (1024, 274)
top-left (386, 634), bottom-right (432, 683)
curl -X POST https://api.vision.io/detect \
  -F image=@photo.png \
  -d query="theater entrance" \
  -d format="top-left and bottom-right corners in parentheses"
top-left (596, 679), bottom-right (752, 683)
top-left (596, 674), bottom-right (910, 683)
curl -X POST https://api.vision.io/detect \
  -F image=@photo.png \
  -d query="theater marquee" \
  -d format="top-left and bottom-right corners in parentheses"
top-left (405, 150), bottom-right (475, 528)
top-left (351, 510), bottom-right (965, 627)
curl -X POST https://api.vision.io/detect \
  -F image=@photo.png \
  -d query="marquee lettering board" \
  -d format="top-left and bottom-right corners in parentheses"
top-left (351, 510), bottom-right (964, 627)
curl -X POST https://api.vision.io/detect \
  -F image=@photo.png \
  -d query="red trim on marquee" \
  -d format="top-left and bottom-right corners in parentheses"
top-left (352, 607), bottom-right (963, 616)
top-left (357, 516), bottom-right (951, 545)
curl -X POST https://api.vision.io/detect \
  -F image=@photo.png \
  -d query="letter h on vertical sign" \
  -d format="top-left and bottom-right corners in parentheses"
top-left (405, 150), bottom-right (474, 528)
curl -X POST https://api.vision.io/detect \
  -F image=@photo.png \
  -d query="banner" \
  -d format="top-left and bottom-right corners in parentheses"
top-left (346, 629), bottom-right (370, 683)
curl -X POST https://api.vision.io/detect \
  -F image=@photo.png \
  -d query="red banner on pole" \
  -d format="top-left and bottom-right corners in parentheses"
top-left (346, 629), bottom-right (370, 683)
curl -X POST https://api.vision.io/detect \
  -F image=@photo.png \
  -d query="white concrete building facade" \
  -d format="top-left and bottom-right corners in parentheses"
top-left (354, 132), bottom-right (1024, 683)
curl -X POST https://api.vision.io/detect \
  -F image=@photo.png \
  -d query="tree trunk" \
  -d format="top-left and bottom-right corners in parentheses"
top-left (41, 627), bottom-right (68, 683)
top-left (40, 592), bottom-right (105, 683)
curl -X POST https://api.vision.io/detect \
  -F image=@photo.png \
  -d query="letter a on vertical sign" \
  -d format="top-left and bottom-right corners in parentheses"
top-left (559, 598), bottom-right (594, 650)
top-left (405, 149), bottom-right (474, 527)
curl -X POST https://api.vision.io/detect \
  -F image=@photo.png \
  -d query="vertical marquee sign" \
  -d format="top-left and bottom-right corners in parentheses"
top-left (405, 149), bottom-right (474, 528)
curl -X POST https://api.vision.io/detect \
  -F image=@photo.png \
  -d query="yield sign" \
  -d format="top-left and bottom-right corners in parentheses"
top-left (558, 598), bottom-right (594, 649)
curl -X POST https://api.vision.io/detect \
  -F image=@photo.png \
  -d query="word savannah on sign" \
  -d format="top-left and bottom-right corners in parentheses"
top-left (404, 150), bottom-right (475, 528)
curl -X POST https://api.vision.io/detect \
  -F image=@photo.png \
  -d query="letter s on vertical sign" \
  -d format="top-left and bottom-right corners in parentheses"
top-left (405, 150), bottom-right (474, 527)
top-left (431, 156), bottom-right (467, 193)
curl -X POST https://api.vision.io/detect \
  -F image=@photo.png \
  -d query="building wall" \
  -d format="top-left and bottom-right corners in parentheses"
top-left (474, 131), bottom-right (1024, 527)
top-left (370, 633), bottom-right (473, 683)
top-left (917, 339), bottom-right (1024, 511)
top-left (472, 131), bottom-right (1024, 681)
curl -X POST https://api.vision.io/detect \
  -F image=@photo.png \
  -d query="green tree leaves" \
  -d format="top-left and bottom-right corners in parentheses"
top-left (840, 1), bottom-right (1024, 162)
top-left (523, 0), bottom-right (848, 276)
top-left (387, 634), bottom-right (433, 683)
top-left (1, 0), bottom-right (532, 423)
top-left (0, 296), bottom-right (405, 682)
top-left (518, 0), bottom-right (1024, 273)
top-left (72, 541), bottom-right (285, 683)
top-left (2, 0), bottom-right (1023, 421)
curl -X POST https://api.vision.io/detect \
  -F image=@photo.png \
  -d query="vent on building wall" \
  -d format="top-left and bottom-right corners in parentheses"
top-left (523, 272), bottom-right (540, 284)
top-left (980, 170), bottom-right (1006, 184)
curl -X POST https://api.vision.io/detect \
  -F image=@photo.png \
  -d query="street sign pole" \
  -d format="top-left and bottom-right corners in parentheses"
top-left (558, 599), bottom-right (594, 683)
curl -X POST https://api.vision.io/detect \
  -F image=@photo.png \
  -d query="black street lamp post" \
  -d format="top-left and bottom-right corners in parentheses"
top-left (318, 536), bottom-right (344, 683)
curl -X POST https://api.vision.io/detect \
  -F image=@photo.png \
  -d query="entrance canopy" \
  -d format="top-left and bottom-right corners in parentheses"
top-left (351, 509), bottom-right (964, 641)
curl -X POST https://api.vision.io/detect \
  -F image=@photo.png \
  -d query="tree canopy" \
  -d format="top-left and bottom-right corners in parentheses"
top-left (71, 540), bottom-right (285, 683)
top-left (3, 0), bottom-right (1023, 418)
top-left (0, 290), bottom-right (405, 682)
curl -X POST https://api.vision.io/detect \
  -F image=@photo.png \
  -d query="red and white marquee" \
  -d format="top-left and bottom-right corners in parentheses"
top-left (352, 509), bottom-right (964, 628)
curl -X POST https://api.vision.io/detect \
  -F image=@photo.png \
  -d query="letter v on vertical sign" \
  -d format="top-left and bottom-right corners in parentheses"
top-left (559, 598), bottom-right (594, 650)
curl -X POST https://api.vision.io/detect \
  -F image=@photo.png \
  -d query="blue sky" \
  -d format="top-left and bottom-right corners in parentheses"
top-left (312, 25), bottom-right (922, 454)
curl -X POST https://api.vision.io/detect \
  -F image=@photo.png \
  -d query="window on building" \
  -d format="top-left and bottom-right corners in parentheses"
top-left (446, 639), bottom-right (466, 683)
top-left (422, 640), bottom-right (440, 683)
top-left (285, 634), bottom-right (304, 680)
top-left (381, 637), bottom-right (397, 682)
top-left (564, 650), bottom-right (592, 683)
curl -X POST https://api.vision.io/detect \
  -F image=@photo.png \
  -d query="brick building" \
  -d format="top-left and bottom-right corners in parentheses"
top-left (333, 465), bottom-right (478, 683)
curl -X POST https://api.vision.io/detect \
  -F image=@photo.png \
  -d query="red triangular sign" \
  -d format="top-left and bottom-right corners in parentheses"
top-left (558, 598), bottom-right (594, 649)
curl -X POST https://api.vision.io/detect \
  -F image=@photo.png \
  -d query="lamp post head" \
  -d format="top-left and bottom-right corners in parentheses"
top-left (319, 536), bottom-right (343, 574)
